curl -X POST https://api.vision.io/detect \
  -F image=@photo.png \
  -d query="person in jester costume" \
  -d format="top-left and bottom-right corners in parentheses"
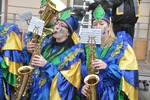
top-left (23, 0), bottom-right (63, 45)
top-left (0, 22), bottom-right (24, 99)
top-left (22, 7), bottom-right (86, 100)
top-left (79, 4), bottom-right (139, 100)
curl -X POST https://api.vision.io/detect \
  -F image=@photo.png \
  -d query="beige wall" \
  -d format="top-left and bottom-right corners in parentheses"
top-left (7, 0), bottom-right (40, 30)
top-left (5, 0), bottom-right (150, 34)
top-left (135, 0), bottom-right (150, 39)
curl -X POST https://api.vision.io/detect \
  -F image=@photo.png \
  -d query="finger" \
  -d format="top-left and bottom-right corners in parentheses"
top-left (82, 89), bottom-right (88, 97)
top-left (34, 55), bottom-right (40, 58)
top-left (94, 59), bottom-right (102, 62)
top-left (27, 43), bottom-right (36, 48)
top-left (82, 91), bottom-right (87, 97)
top-left (95, 63), bottom-right (102, 68)
top-left (31, 38), bottom-right (38, 43)
top-left (85, 85), bottom-right (90, 89)
top-left (93, 61), bottom-right (103, 65)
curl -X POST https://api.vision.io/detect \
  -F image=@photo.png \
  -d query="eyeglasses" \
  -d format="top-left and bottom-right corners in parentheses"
top-left (55, 22), bottom-right (68, 29)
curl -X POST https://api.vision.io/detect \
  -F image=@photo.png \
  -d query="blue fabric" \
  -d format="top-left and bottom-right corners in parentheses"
top-left (22, 46), bottom-right (32, 65)
top-left (57, 74), bottom-right (76, 100)
top-left (117, 31), bottom-right (133, 47)
top-left (2, 50), bottom-right (24, 63)
top-left (23, 32), bottom-right (33, 45)
top-left (22, 35), bottom-right (85, 99)
top-left (64, 16), bottom-right (79, 33)
top-left (0, 76), bottom-right (5, 100)
top-left (79, 32), bottom-right (137, 100)
top-left (101, 9), bottom-right (112, 23)
top-left (1, 22), bottom-right (20, 35)
top-left (121, 70), bottom-right (139, 88)
top-left (0, 34), bottom-right (7, 48)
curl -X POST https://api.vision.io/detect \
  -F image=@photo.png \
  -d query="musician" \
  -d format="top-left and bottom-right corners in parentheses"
top-left (93, 0), bottom-right (140, 41)
top-left (23, 0), bottom-right (59, 45)
top-left (22, 8), bottom-right (85, 99)
top-left (39, 0), bottom-right (59, 29)
top-left (0, 23), bottom-right (24, 99)
top-left (80, 4), bottom-right (139, 100)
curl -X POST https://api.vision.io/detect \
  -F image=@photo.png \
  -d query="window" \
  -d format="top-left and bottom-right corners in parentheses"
top-left (70, 0), bottom-right (92, 29)
top-left (0, 0), bottom-right (5, 25)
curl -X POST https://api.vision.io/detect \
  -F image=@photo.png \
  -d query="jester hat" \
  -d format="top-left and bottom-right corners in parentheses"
top-left (88, 2), bottom-right (112, 23)
top-left (58, 7), bottom-right (85, 44)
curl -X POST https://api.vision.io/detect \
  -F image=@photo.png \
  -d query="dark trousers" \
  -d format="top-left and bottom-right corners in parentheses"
top-left (113, 23), bottom-right (135, 41)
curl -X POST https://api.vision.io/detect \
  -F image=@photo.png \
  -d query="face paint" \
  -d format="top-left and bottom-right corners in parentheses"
top-left (59, 28), bottom-right (65, 34)
top-left (102, 26), bottom-right (107, 34)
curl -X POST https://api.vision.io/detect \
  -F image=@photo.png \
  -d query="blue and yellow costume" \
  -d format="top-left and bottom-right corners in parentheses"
top-left (79, 4), bottom-right (138, 100)
top-left (80, 32), bottom-right (138, 100)
top-left (0, 22), bottom-right (24, 99)
top-left (22, 9), bottom-right (85, 100)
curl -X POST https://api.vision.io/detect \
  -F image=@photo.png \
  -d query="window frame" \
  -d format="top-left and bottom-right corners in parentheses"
top-left (0, 0), bottom-right (5, 25)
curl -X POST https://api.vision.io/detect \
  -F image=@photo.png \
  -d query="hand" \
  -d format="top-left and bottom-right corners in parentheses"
top-left (31, 55), bottom-right (47, 67)
top-left (81, 84), bottom-right (91, 97)
top-left (27, 42), bottom-right (36, 53)
top-left (92, 59), bottom-right (107, 70)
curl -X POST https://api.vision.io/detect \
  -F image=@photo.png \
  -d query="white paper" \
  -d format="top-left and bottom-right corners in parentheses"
top-left (28, 16), bottom-right (45, 36)
top-left (80, 28), bottom-right (101, 44)
top-left (18, 11), bottom-right (33, 25)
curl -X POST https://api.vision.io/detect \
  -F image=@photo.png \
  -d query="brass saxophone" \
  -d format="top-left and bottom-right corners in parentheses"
top-left (14, 0), bottom-right (59, 99)
top-left (14, 28), bottom-right (45, 100)
top-left (84, 36), bottom-right (100, 100)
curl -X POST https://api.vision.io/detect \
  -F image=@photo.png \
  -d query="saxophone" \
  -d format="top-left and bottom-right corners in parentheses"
top-left (14, 28), bottom-right (45, 100)
top-left (14, 0), bottom-right (59, 99)
top-left (84, 36), bottom-right (100, 100)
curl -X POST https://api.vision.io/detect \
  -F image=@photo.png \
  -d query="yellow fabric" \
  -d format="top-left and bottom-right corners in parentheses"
top-left (3, 57), bottom-right (22, 75)
top-left (72, 32), bottom-right (80, 44)
top-left (111, 43), bottom-right (123, 57)
top-left (50, 74), bottom-right (61, 100)
top-left (116, 7), bottom-right (123, 15)
top-left (122, 77), bottom-right (138, 100)
top-left (119, 45), bottom-right (138, 70)
top-left (61, 60), bottom-right (81, 89)
top-left (50, 60), bottom-right (81, 99)
top-left (2, 31), bottom-right (22, 51)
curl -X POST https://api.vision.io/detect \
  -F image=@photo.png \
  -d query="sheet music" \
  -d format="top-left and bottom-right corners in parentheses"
top-left (18, 11), bottom-right (33, 25)
top-left (28, 16), bottom-right (45, 36)
top-left (80, 28), bottom-right (101, 44)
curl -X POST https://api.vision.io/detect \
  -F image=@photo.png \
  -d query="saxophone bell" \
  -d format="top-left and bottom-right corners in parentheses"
top-left (18, 66), bottom-right (35, 74)
top-left (84, 74), bottom-right (99, 100)
top-left (84, 74), bottom-right (99, 86)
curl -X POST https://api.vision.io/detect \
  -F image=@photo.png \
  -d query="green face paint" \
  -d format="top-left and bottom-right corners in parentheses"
top-left (103, 26), bottom-right (107, 34)
top-left (60, 28), bottom-right (65, 34)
